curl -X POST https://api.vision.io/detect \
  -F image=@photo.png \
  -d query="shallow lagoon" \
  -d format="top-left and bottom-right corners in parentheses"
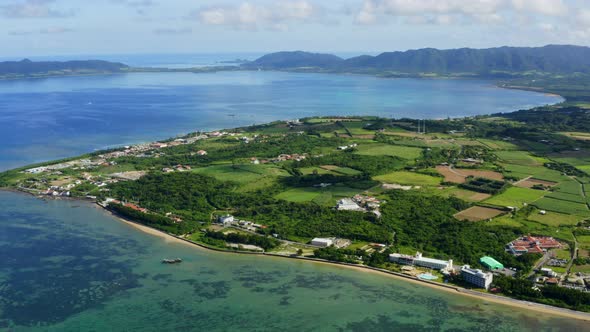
top-left (0, 191), bottom-right (586, 331)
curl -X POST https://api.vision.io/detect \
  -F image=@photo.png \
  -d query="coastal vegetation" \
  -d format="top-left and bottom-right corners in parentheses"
top-left (4, 101), bottom-right (590, 314)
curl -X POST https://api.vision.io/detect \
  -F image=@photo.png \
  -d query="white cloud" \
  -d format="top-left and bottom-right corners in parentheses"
top-left (0, 0), bottom-right (73, 18)
top-left (511, 0), bottom-right (568, 17)
top-left (194, 1), bottom-right (324, 30)
top-left (577, 9), bottom-right (590, 26)
top-left (355, 0), bottom-right (570, 25)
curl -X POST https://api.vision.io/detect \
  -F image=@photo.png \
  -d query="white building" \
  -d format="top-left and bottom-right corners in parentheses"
top-left (541, 267), bottom-right (557, 277)
top-left (389, 252), bottom-right (453, 271)
top-left (311, 238), bottom-right (334, 247)
top-left (414, 252), bottom-right (453, 270)
top-left (461, 265), bottom-right (493, 290)
top-left (389, 253), bottom-right (416, 266)
top-left (218, 215), bottom-right (235, 225)
top-left (336, 198), bottom-right (364, 211)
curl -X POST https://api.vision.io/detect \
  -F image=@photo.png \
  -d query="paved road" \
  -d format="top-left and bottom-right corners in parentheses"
top-left (528, 251), bottom-right (552, 278)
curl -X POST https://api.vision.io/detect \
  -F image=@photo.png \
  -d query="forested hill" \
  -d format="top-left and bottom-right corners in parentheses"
top-left (0, 59), bottom-right (129, 77)
top-left (243, 45), bottom-right (590, 76)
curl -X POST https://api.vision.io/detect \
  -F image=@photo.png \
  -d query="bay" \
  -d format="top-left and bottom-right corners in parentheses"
top-left (0, 191), bottom-right (585, 331)
top-left (0, 71), bottom-right (561, 171)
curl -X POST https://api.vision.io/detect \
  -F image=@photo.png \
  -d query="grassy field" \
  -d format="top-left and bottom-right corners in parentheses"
top-left (577, 235), bottom-right (590, 250)
top-left (527, 211), bottom-right (582, 227)
top-left (192, 164), bottom-right (289, 191)
top-left (553, 248), bottom-right (572, 260)
top-left (571, 265), bottom-right (590, 273)
top-left (495, 151), bottom-right (547, 166)
top-left (373, 171), bottom-right (441, 186)
top-left (274, 183), bottom-right (369, 205)
top-left (533, 197), bottom-right (590, 216)
top-left (342, 122), bottom-right (376, 135)
top-left (484, 187), bottom-right (546, 208)
top-left (324, 166), bottom-right (363, 176)
top-left (300, 167), bottom-right (332, 176)
top-left (355, 143), bottom-right (423, 159)
top-left (275, 187), bottom-right (322, 202)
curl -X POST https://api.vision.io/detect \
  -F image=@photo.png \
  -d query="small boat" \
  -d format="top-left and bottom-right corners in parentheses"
top-left (162, 258), bottom-right (182, 264)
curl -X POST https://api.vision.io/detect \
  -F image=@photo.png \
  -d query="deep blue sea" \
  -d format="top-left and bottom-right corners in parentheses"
top-left (0, 56), bottom-right (576, 331)
top-left (0, 70), bottom-right (560, 171)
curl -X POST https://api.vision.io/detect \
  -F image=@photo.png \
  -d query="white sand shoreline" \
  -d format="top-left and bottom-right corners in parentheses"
top-left (99, 202), bottom-right (590, 322)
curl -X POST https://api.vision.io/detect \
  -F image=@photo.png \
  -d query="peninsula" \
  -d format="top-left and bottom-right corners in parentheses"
top-left (3, 45), bottom-right (590, 102)
top-left (3, 101), bottom-right (590, 316)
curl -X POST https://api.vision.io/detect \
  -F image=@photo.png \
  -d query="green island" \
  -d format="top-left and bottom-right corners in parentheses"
top-left (3, 100), bottom-right (590, 314)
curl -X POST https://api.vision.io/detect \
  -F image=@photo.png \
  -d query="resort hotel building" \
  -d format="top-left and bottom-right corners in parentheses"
top-left (389, 252), bottom-right (453, 272)
top-left (461, 265), bottom-right (494, 290)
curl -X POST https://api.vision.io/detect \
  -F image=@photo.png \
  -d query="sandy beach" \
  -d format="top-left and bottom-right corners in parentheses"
top-left (102, 203), bottom-right (590, 322)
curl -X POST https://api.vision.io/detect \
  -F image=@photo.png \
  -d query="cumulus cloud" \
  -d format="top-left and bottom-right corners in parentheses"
top-left (355, 0), bottom-right (569, 25)
top-left (194, 1), bottom-right (324, 30)
top-left (511, 0), bottom-right (568, 17)
top-left (0, 0), bottom-right (73, 18)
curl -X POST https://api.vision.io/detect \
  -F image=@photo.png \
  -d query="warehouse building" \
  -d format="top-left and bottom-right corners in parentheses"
top-left (480, 256), bottom-right (504, 270)
top-left (311, 238), bottom-right (334, 247)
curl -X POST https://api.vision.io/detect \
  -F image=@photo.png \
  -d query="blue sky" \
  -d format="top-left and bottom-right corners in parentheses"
top-left (1, 0), bottom-right (590, 56)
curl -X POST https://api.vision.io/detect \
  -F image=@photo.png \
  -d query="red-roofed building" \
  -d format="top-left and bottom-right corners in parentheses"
top-left (507, 235), bottom-right (562, 256)
top-left (124, 203), bottom-right (148, 213)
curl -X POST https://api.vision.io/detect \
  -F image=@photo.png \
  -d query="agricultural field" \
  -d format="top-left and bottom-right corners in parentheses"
top-left (560, 132), bottom-right (590, 141)
top-left (477, 139), bottom-right (519, 150)
top-left (373, 171), bottom-right (441, 186)
top-left (342, 122), bottom-right (377, 135)
top-left (355, 143), bottom-right (423, 159)
top-left (514, 178), bottom-right (557, 189)
top-left (484, 187), bottom-right (546, 208)
top-left (454, 206), bottom-right (505, 221)
top-left (527, 210), bottom-right (582, 227)
top-left (554, 179), bottom-right (583, 195)
top-left (495, 151), bottom-right (547, 166)
top-left (436, 166), bottom-right (504, 184)
top-left (533, 197), bottom-right (590, 217)
top-left (435, 187), bottom-right (491, 202)
top-left (501, 163), bottom-right (567, 182)
top-left (545, 191), bottom-right (586, 203)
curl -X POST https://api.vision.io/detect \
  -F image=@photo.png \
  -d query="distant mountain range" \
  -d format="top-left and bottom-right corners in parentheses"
top-left (4, 45), bottom-right (590, 80)
top-left (0, 59), bottom-right (128, 77)
top-left (242, 45), bottom-right (590, 76)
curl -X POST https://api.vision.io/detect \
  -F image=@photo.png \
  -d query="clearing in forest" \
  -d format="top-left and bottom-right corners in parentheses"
top-left (454, 206), bottom-right (505, 221)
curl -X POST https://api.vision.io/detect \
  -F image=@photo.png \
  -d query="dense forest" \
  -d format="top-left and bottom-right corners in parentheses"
top-left (243, 45), bottom-right (590, 75)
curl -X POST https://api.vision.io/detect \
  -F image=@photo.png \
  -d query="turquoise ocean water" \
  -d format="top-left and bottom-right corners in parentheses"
top-left (0, 192), bottom-right (586, 331)
top-left (0, 60), bottom-right (576, 330)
